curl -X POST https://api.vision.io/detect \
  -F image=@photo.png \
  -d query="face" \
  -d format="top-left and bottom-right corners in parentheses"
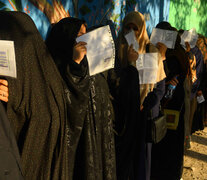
top-left (77, 24), bottom-right (86, 37)
top-left (124, 23), bottom-right (140, 39)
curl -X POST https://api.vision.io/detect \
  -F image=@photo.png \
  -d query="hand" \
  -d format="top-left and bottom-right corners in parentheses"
top-left (140, 104), bottom-right (144, 111)
top-left (72, 42), bottom-right (87, 64)
top-left (166, 76), bottom-right (179, 86)
top-left (197, 90), bottom-right (203, 96)
top-left (0, 79), bottom-right (9, 102)
top-left (156, 42), bottom-right (167, 61)
top-left (127, 44), bottom-right (139, 63)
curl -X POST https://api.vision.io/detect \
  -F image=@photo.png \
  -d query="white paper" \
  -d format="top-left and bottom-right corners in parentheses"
top-left (150, 28), bottom-right (178, 49)
top-left (197, 94), bottom-right (205, 104)
top-left (0, 40), bottom-right (16, 78)
top-left (180, 28), bottom-right (198, 48)
top-left (136, 53), bottom-right (158, 84)
top-left (124, 30), bottom-right (139, 52)
top-left (76, 25), bottom-right (115, 76)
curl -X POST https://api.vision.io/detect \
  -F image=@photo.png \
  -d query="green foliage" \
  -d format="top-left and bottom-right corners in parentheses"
top-left (79, 4), bottom-right (91, 16)
top-left (169, 0), bottom-right (207, 37)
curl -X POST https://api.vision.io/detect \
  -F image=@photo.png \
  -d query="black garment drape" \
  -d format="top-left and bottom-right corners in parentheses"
top-left (46, 17), bottom-right (116, 179)
top-left (2, 11), bottom-right (68, 179)
top-left (0, 101), bottom-right (23, 180)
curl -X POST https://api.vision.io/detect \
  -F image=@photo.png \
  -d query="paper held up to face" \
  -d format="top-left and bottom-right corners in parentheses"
top-left (136, 52), bottom-right (159, 84)
top-left (124, 30), bottom-right (139, 52)
top-left (180, 28), bottom-right (198, 49)
top-left (76, 25), bottom-right (115, 76)
top-left (150, 28), bottom-right (178, 49)
top-left (0, 40), bottom-right (16, 78)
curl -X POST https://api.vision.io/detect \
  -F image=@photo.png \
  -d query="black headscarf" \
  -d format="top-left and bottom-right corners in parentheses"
top-left (46, 18), bottom-right (86, 76)
top-left (156, 21), bottom-right (190, 78)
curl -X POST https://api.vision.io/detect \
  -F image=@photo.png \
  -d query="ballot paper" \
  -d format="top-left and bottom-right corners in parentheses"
top-left (150, 28), bottom-right (178, 49)
top-left (136, 53), bottom-right (158, 84)
top-left (180, 28), bottom-right (198, 48)
top-left (76, 25), bottom-right (115, 76)
top-left (124, 30), bottom-right (139, 52)
top-left (197, 94), bottom-right (205, 104)
top-left (0, 40), bottom-right (16, 78)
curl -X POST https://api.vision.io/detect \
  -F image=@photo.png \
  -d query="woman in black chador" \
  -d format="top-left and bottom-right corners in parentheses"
top-left (46, 17), bottom-right (116, 180)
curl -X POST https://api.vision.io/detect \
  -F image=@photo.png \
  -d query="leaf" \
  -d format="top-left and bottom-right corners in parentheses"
top-left (0, 1), bottom-right (6, 8)
top-left (11, 0), bottom-right (23, 11)
top-left (79, 5), bottom-right (91, 16)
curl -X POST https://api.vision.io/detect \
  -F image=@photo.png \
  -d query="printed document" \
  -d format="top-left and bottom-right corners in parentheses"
top-left (180, 28), bottom-right (198, 48)
top-left (0, 40), bottom-right (16, 78)
top-left (150, 28), bottom-right (178, 49)
top-left (136, 53), bottom-right (158, 84)
top-left (125, 30), bottom-right (139, 52)
top-left (76, 25), bottom-right (115, 76)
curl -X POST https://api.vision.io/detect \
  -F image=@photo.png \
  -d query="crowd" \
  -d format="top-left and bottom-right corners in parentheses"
top-left (0, 10), bottom-right (206, 180)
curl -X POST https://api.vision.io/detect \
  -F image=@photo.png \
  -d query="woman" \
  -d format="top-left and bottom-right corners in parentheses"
top-left (45, 17), bottom-right (116, 179)
top-left (115, 11), bottom-right (166, 180)
top-left (3, 11), bottom-right (68, 179)
top-left (151, 22), bottom-right (191, 180)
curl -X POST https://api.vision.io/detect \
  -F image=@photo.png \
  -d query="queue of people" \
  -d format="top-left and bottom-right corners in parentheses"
top-left (0, 10), bottom-right (206, 180)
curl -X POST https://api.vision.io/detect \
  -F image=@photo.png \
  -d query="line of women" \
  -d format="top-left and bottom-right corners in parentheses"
top-left (0, 10), bottom-right (206, 180)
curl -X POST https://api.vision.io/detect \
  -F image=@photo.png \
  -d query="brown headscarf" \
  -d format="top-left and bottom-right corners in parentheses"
top-left (117, 11), bottom-right (166, 105)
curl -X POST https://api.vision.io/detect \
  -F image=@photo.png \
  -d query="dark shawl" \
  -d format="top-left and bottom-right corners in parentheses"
top-left (1, 11), bottom-right (68, 179)
top-left (46, 17), bottom-right (116, 180)
top-left (151, 22), bottom-right (186, 180)
top-left (113, 65), bottom-right (143, 180)
top-left (0, 101), bottom-right (23, 179)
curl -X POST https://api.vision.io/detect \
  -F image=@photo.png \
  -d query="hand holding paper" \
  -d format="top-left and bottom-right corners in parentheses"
top-left (136, 53), bottom-right (159, 84)
top-left (127, 44), bottom-right (139, 64)
top-left (124, 30), bottom-right (139, 52)
top-left (76, 25), bottom-right (115, 76)
top-left (180, 28), bottom-right (198, 49)
top-left (150, 28), bottom-right (178, 49)
top-left (73, 41), bottom-right (87, 64)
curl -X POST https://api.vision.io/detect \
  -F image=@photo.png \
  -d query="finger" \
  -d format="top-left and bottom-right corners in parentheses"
top-left (170, 80), bottom-right (177, 86)
top-left (174, 78), bottom-right (179, 84)
top-left (0, 79), bottom-right (8, 86)
top-left (0, 95), bottom-right (8, 102)
top-left (0, 84), bottom-right (8, 92)
top-left (0, 89), bottom-right (8, 100)
top-left (76, 42), bottom-right (87, 46)
top-left (128, 44), bottom-right (133, 49)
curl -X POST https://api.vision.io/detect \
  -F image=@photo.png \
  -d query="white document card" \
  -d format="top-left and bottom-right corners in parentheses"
top-left (76, 25), bottom-right (115, 76)
top-left (136, 53), bottom-right (158, 84)
top-left (124, 30), bottom-right (139, 52)
top-left (180, 28), bottom-right (198, 48)
top-left (150, 28), bottom-right (178, 49)
top-left (0, 40), bottom-right (16, 78)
